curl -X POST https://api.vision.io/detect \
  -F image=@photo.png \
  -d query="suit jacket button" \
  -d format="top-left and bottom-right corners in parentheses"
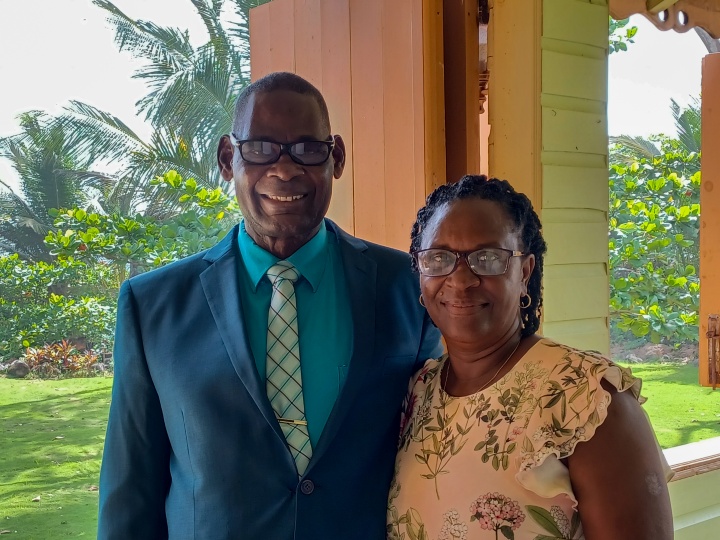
top-left (300, 479), bottom-right (314, 495)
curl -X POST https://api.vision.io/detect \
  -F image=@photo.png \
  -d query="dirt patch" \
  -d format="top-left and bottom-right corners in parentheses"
top-left (610, 341), bottom-right (699, 365)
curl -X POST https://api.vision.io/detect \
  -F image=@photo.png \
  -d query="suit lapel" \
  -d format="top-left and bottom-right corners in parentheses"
top-left (309, 223), bottom-right (377, 466)
top-left (200, 227), bottom-right (285, 442)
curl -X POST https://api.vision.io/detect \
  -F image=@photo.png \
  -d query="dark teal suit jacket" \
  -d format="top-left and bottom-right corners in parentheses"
top-left (98, 220), bottom-right (442, 539)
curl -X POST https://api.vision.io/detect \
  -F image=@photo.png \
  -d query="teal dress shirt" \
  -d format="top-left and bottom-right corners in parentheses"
top-left (237, 220), bottom-right (353, 446)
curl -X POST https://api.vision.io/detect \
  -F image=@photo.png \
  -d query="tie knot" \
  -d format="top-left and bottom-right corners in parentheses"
top-left (267, 260), bottom-right (299, 284)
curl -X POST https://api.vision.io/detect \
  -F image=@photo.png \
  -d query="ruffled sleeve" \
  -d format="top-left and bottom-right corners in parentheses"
top-left (514, 340), bottom-right (672, 506)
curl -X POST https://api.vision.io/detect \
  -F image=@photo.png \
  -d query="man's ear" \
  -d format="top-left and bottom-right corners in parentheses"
top-left (332, 135), bottom-right (346, 179)
top-left (217, 135), bottom-right (235, 182)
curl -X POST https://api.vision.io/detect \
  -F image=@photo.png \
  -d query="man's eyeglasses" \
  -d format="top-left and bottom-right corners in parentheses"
top-left (229, 134), bottom-right (335, 166)
top-left (413, 248), bottom-right (525, 277)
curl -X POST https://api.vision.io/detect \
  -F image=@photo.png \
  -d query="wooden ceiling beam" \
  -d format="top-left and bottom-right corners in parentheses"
top-left (610, 0), bottom-right (720, 39)
top-left (646, 0), bottom-right (680, 14)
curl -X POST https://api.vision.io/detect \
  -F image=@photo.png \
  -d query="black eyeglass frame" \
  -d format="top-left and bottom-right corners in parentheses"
top-left (229, 133), bottom-right (336, 166)
top-left (412, 247), bottom-right (526, 277)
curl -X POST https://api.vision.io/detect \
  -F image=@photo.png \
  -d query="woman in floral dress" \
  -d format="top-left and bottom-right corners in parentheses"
top-left (388, 176), bottom-right (673, 540)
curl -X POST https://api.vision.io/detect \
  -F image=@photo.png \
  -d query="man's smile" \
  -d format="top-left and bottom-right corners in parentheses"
top-left (263, 194), bottom-right (307, 202)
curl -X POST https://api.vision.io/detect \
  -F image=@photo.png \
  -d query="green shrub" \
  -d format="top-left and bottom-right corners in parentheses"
top-left (0, 255), bottom-right (117, 361)
top-left (609, 138), bottom-right (700, 345)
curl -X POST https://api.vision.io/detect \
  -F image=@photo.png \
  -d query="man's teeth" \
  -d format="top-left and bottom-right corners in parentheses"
top-left (267, 194), bottom-right (304, 201)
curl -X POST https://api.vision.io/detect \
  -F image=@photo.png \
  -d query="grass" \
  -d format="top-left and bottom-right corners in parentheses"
top-left (0, 377), bottom-right (112, 539)
top-left (0, 364), bottom-right (718, 537)
top-left (621, 362), bottom-right (720, 449)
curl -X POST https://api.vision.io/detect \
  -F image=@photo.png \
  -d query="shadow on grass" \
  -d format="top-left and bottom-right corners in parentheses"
top-left (0, 379), bottom-right (111, 539)
top-left (628, 363), bottom-right (702, 386)
top-left (653, 416), bottom-right (720, 448)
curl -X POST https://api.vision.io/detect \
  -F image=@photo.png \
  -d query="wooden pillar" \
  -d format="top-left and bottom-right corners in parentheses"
top-left (249, 0), bottom-right (446, 251)
top-left (699, 53), bottom-right (720, 387)
top-left (443, 0), bottom-right (480, 183)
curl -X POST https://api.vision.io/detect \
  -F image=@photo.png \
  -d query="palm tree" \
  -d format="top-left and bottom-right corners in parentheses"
top-left (51, 0), bottom-right (270, 192)
top-left (0, 112), bottom-right (91, 261)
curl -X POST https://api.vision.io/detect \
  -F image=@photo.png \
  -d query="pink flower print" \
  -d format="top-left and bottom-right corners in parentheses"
top-left (507, 426), bottom-right (524, 441)
top-left (417, 364), bottom-right (433, 383)
top-left (470, 493), bottom-right (525, 539)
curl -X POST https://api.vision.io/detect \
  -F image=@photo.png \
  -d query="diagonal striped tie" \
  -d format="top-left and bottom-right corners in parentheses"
top-left (266, 261), bottom-right (312, 475)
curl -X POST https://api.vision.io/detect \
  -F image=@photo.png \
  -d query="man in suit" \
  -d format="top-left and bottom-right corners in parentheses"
top-left (98, 72), bottom-right (442, 539)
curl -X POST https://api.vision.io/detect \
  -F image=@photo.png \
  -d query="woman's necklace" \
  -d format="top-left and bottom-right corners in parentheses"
top-left (441, 337), bottom-right (523, 398)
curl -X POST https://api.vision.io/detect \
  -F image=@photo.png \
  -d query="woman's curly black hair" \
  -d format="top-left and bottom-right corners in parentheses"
top-left (410, 175), bottom-right (547, 337)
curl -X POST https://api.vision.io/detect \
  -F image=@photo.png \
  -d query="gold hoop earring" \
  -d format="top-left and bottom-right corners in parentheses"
top-left (520, 293), bottom-right (532, 309)
top-left (419, 295), bottom-right (426, 308)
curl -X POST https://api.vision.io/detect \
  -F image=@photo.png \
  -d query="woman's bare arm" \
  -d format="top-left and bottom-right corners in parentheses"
top-left (567, 383), bottom-right (673, 540)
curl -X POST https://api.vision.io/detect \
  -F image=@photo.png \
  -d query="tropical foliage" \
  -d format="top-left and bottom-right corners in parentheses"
top-left (0, 1), bottom-right (261, 367)
top-left (46, 170), bottom-right (241, 279)
top-left (609, 17), bottom-right (638, 54)
top-left (609, 100), bottom-right (701, 345)
top-left (0, 170), bottom-right (239, 363)
top-left (0, 112), bottom-right (91, 262)
top-left (1, 0), bottom-right (266, 262)
top-left (0, 254), bottom-right (117, 361)
top-left (48, 0), bottom-right (270, 189)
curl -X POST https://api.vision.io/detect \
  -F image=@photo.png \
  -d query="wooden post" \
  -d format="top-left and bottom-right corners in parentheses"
top-left (699, 52), bottom-right (720, 387)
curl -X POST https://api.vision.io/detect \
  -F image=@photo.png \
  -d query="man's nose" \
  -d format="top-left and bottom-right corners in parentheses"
top-left (267, 152), bottom-right (304, 181)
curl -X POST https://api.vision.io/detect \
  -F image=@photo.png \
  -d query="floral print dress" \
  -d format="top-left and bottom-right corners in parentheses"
top-left (387, 338), bottom-right (670, 540)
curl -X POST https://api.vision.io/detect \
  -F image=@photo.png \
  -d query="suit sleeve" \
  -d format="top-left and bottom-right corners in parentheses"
top-left (98, 280), bottom-right (171, 540)
top-left (416, 310), bottom-right (443, 369)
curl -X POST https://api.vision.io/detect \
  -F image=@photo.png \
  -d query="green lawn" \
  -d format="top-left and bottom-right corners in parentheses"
top-left (0, 377), bottom-right (112, 539)
top-left (621, 363), bottom-right (720, 449)
top-left (0, 364), bottom-right (719, 537)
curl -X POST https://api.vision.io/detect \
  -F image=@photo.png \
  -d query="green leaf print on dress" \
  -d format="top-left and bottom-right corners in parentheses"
top-left (473, 360), bottom-right (549, 471)
top-left (525, 505), bottom-right (582, 540)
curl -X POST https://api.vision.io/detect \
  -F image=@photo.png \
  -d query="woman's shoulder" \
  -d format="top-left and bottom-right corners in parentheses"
top-left (530, 337), bottom-right (642, 398)
top-left (517, 337), bottom-right (644, 470)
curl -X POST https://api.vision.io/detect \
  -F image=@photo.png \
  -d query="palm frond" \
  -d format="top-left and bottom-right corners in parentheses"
top-left (0, 115), bottom-right (89, 218)
top-left (142, 45), bottom-right (235, 143)
top-left (93, 0), bottom-right (195, 68)
top-left (190, 0), bottom-right (243, 76)
top-left (609, 135), bottom-right (661, 164)
top-left (227, 0), bottom-right (272, 82)
top-left (52, 101), bottom-right (147, 165)
top-left (671, 98), bottom-right (701, 154)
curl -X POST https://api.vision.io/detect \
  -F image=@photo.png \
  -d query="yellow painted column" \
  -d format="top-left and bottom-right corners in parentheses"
top-left (488, 0), bottom-right (611, 354)
top-left (487, 0), bottom-right (542, 203)
top-left (699, 53), bottom-right (720, 387)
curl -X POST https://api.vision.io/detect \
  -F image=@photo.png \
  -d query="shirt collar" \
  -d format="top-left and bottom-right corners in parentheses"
top-left (238, 220), bottom-right (329, 292)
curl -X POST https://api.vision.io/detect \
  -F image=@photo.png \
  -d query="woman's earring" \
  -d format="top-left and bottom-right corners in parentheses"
top-left (520, 292), bottom-right (532, 309)
top-left (419, 295), bottom-right (426, 308)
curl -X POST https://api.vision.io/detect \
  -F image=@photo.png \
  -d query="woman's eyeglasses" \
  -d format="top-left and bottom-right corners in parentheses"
top-left (413, 248), bottom-right (525, 277)
top-left (229, 134), bottom-right (335, 166)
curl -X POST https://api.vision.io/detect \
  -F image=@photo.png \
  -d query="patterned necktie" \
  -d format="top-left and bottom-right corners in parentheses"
top-left (266, 261), bottom-right (312, 475)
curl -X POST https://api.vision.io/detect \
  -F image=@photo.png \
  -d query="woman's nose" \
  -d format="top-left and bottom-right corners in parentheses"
top-left (446, 257), bottom-right (481, 288)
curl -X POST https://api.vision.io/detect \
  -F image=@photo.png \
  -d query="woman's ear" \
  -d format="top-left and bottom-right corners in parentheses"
top-left (521, 253), bottom-right (536, 289)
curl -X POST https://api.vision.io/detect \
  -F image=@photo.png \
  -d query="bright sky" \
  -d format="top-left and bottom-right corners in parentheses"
top-left (0, 4), bottom-right (711, 192)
